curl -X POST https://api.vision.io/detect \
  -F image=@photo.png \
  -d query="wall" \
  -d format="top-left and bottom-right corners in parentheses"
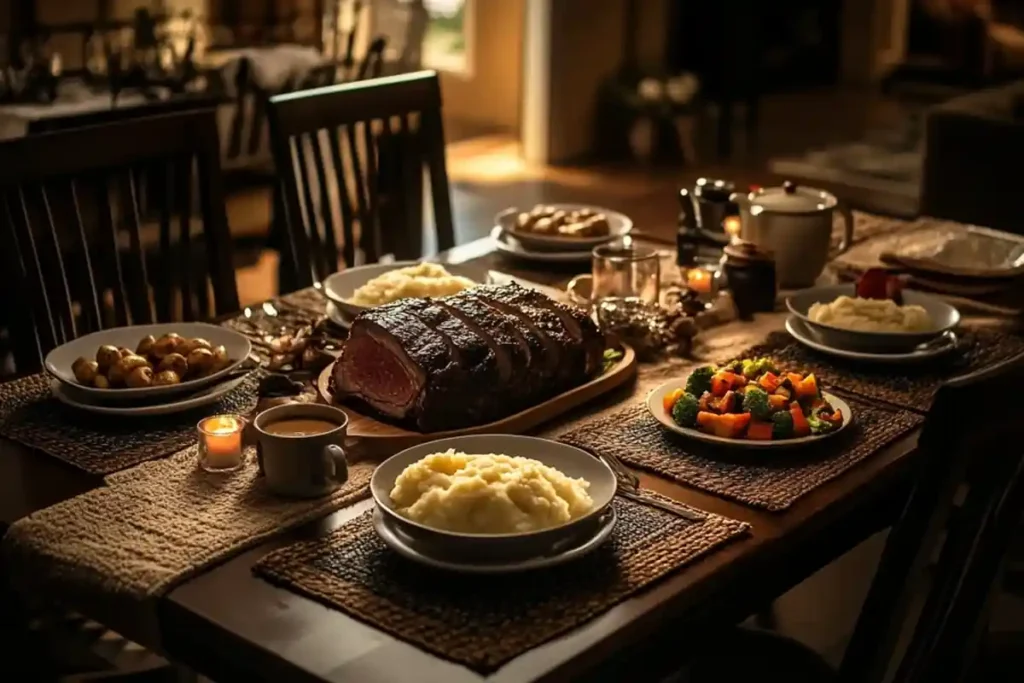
top-left (439, 0), bottom-right (525, 134)
top-left (524, 0), bottom-right (667, 163)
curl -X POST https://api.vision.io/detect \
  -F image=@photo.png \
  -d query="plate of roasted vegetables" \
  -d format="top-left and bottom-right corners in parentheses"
top-left (647, 357), bottom-right (852, 447)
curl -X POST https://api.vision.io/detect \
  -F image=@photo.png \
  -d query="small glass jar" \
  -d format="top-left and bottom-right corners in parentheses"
top-left (722, 240), bottom-right (777, 319)
top-left (197, 414), bottom-right (246, 473)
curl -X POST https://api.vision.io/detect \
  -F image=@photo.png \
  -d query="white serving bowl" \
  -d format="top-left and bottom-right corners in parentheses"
top-left (786, 284), bottom-right (961, 353)
top-left (321, 261), bottom-right (485, 318)
top-left (370, 434), bottom-right (617, 563)
top-left (45, 322), bottom-right (251, 401)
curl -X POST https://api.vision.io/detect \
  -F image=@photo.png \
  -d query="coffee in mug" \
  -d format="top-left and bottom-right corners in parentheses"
top-left (253, 403), bottom-right (350, 498)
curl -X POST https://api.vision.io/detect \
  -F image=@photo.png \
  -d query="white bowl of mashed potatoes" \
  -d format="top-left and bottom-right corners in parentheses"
top-left (371, 435), bottom-right (617, 562)
top-left (323, 261), bottom-right (482, 316)
top-left (787, 285), bottom-right (960, 352)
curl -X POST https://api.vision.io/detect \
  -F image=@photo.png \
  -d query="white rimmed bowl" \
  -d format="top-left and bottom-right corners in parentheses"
top-left (321, 261), bottom-right (485, 318)
top-left (785, 284), bottom-right (960, 353)
top-left (44, 323), bottom-right (251, 401)
top-left (370, 434), bottom-right (617, 563)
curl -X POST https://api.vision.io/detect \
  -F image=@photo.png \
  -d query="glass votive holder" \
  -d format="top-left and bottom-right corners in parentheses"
top-left (197, 414), bottom-right (245, 473)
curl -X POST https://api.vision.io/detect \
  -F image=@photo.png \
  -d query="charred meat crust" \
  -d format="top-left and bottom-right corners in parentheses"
top-left (336, 282), bottom-right (603, 431)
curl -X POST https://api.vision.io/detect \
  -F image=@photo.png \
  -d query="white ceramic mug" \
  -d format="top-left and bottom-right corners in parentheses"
top-left (253, 403), bottom-right (350, 498)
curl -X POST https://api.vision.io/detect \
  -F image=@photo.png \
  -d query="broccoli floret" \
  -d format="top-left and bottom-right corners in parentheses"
top-left (771, 411), bottom-right (794, 439)
top-left (807, 415), bottom-right (838, 435)
top-left (685, 365), bottom-right (716, 397)
top-left (670, 392), bottom-right (701, 428)
top-left (741, 357), bottom-right (779, 379)
top-left (742, 386), bottom-right (772, 420)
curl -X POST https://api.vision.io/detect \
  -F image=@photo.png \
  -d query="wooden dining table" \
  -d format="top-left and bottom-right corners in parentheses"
top-left (0, 235), bottom-right (928, 683)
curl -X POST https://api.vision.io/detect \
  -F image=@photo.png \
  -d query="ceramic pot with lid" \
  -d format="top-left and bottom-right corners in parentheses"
top-left (729, 181), bottom-right (853, 288)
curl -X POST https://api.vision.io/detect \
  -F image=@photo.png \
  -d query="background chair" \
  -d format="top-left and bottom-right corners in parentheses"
top-left (681, 353), bottom-right (1024, 683)
top-left (0, 109), bottom-right (239, 373)
top-left (267, 69), bottom-right (455, 292)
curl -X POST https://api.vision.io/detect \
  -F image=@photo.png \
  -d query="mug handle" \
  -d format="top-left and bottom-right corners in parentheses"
top-left (834, 202), bottom-right (855, 255)
top-left (322, 444), bottom-right (349, 485)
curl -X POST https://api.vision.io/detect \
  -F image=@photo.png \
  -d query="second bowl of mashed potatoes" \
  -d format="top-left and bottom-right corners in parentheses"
top-left (371, 434), bottom-right (617, 560)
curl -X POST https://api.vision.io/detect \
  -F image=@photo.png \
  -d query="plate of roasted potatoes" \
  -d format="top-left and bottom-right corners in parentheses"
top-left (44, 323), bottom-right (252, 400)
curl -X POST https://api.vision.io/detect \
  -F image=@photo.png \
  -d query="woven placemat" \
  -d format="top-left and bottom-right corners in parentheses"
top-left (740, 327), bottom-right (1024, 413)
top-left (2, 445), bottom-right (373, 603)
top-left (0, 371), bottom-right (263, 475)
top-left (254, 492), bottom-right (749, 674)
top-left (559, 398), bottom-right (923, 512)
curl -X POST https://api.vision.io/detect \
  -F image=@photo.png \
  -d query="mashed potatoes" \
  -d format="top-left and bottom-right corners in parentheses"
top-left (808, 295), bottom-right (933, 333)
top-left (389, 450), bottom-right (594, 534)
top-left (348, 263), bottom-right (475, 307)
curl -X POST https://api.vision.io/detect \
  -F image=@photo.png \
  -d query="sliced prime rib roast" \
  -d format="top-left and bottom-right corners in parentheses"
top-left (333, 281), bottom-right (604, 432)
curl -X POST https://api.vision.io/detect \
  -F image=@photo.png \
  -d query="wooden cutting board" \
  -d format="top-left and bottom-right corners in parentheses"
top-left (317, 345), bottom-right (637, 456)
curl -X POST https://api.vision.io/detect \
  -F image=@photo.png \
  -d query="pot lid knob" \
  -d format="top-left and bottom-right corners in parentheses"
top-left (782, 181), bottom-right (797, 194)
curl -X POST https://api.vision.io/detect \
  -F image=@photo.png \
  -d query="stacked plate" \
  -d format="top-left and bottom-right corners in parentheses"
top-left (492, 203), bottom-right (633, 263)
top-left (785, 285), bottom-right (961, 364)
top-left (45, 323), bottom-right (253, 416)
top-left (370, 435), bottom-right (618, 574)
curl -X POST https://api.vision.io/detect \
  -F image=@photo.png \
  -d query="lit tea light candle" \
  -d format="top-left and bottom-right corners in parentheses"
top-left (198, 414), bottom-right (245, 472)
top-left (686, 267), bottom-right (713, 294)
top-left (724, 215), bottom-right (741, 238)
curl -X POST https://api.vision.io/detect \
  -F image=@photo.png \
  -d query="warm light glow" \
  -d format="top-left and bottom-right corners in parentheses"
top-left (199, 415), bottom-right (244, 471)
top-left (724, 216), bottom-right (741, 237)
top-left (686, 268), bottom-right (713, 294)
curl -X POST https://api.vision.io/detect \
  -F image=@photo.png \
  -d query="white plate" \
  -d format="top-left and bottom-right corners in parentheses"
top-left (321, 261), bottom-right (486, 317)
top-left (491, 227), bottom-right (594, 263)
top-left (372, 506), bottom-right (616, 574)
top-left (496, 203), bottom-right (632, 252)
top-left (646, 380), bottom-right (853, 449)
top-left (325, 300), bottom-right (352, 329)
top-left (786, 316), bottom-right (959, 364)
top-left (45, 323), bottom-right (252, 401)
top-left (50, 375), bottom-right (247, 416)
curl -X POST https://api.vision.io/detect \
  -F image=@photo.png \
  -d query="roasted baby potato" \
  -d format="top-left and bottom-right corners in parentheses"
top-left (93, 375), bottom-right (110, 389)
top-left (72, 357), bottom-right (99, 384)
top-left (125, 365), bottom-right (154, 388)
top-left (136, 334), bottom-right (156, 357)
top-left (157, 352), bottom-right (188, 377)
top-left (186, 348), bottom-right (215, 375)
top-left (150, 334), bottom-right (180, 360)
top-left (152, 370), bottom-right (181, 386)
top-left (108, 354), bottom-right (150, 385)
top-left (95, 345), bottom-right (121, 372)
top-left (180, 337), bottom-right (212, 355)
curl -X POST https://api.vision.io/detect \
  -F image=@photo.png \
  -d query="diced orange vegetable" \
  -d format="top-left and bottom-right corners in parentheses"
top-left (758, 372), bottom-right (780, 392)
top-left (786, 372), bottom-right (804, 387)
top-left (769, 394), bottom-right (789, 411)
top-left (746, 421), bottom-right (774, 440)
top-left (663, 388), bottom-right (685, 413)
top-left (795, 374), bottom-right (819, 400)
top-left (712, 390), bottom-right (737, 414)
top-left (729, 374), bottom-right (748, 389)
top-left (698, 391), bottom-right (713, 412)
top-left (710, 372), bottom-right (735, 397)
top-left (697, 411), bottom-right (752, 438)
top-left (819, 407), bottom-right (844, 426)
top-left (790, 403), bottom-right (810, 437)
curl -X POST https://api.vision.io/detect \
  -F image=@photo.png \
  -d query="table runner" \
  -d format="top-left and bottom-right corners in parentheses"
top-left (742, 327), bottom-right (1024, 414)
top-left (2, 445), bottom-right (372, 601)
top-left (254, 492), bottom-right (749, 674)
top-left (0, 371), bottom-right (263, 475)
top-left (559, 396), bottom-right (922, 512)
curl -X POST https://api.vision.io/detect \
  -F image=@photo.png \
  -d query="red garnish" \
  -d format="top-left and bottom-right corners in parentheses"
top-left (856, 268), bottom-right (904, 305)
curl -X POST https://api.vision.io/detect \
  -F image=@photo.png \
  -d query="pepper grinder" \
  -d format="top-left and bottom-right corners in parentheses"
top-left (676, 188), bottom-right (700, 268)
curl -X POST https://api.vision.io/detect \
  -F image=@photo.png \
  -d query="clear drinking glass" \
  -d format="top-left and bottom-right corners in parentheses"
top-left (591, 243), bottom-right (661, 329)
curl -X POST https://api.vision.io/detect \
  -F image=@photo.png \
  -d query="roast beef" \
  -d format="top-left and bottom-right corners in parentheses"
top-left (333, 282), bottom-right (605, 431)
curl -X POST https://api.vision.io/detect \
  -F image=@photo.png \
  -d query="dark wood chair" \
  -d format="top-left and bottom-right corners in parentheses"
top-left (682, 354), bottom-right (1024, 683)
top-left (267, 69), bottom-right (455, 292)
top-left (0, 109), bottom-right (239, 373)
